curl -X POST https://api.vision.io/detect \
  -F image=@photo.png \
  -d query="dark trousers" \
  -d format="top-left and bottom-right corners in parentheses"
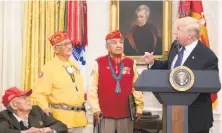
top-left (193, 129), bottom-right (209, 133)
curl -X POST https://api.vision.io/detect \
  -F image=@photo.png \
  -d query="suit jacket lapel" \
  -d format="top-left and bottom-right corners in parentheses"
top-left (183, 41), bottom-right (201, 67)
top-left (168, 46), bottom-right (178, 68)
top-left (28, 111), bottom-right (41, 128)
top-left (9, 110), bottom-right (40, 129)
top-left (28, 109), bottom-right (45, 128)
top-left (8, 113), bottom-right (21, 130)
top-left (28, 114), bottom-right (35, 127)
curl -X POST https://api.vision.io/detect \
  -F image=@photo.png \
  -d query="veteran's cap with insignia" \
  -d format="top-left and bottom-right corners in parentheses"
top-left (2, 87), bottom-right (32, 107)
top-left (105, 30), bottom-right (123, 43)
top-left (48, 31), bottom-right (68, 46)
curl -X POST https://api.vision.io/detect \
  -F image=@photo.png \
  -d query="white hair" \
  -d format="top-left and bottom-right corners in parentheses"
top-left (7, 100), bottom-right (15, 112)
top-left (176, 17), bottom-right (201, 39)
top-left (135, 5), bottom-right (150, 20)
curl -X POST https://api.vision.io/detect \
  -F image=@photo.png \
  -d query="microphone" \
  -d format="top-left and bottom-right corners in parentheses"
top-left (174, 40), bottom-right (180, 54)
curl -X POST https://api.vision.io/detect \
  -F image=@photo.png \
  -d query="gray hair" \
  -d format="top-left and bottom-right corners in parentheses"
top-left (135, 5), bottom-right (150, 20)
top-left (6, 104), bottom-right (15, 112)
top-left (106, 40), bottom-right (111, 44)
top-left (53, 39), bottom-right (71, 48)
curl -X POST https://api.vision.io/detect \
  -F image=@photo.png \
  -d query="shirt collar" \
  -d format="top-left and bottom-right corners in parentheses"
top-left (109, 53), bottom-right (125, 60)
top-left (13, 113), bottom-right (28, 122)
top-left (55, 56), bottom-right (80, 71)
top-left (184, 40), bottom-right (198, 52)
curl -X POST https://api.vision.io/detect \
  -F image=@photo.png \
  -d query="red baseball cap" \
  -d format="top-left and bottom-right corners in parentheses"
top-left (2, 86), bottom-right (32, 106)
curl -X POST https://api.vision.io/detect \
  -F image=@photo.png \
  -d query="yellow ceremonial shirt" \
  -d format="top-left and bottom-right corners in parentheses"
top-left (31, 56), bottom-right (87, 128)
top-left (88, 57), bottom-right (144, 114)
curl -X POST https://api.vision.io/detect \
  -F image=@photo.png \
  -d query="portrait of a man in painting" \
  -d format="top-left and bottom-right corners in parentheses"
top-left (110, 1), bottom-right (172, 62)
top-left (122, 3), bottom-right (162, 56)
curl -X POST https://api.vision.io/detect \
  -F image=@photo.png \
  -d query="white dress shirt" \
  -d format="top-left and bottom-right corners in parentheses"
top-left (170, 40), bottom-right (198, 69)
top-left (13, 113), bottom-right (29, 128)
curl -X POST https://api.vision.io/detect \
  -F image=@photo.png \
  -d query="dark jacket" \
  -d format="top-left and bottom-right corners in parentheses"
top-left (151, 40), bottom-right (218, 133)
top-left (0, 105), bottom-right (68, 133)
top-left (124, 23), bottom-right (162, 56)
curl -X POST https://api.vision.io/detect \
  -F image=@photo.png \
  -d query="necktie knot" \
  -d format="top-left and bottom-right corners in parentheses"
top-left (20, 120), bottom-right (29, 130)
top-left (181, 46), bottom-right (185, 52)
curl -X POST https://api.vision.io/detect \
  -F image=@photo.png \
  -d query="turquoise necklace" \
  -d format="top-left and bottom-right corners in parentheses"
top-left (108, 56), bottom-right (124, 94)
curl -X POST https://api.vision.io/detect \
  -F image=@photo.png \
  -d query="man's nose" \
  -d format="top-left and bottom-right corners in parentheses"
top-left (67, 44), bottom-right (73, 50)
top-left (116, 42), bottom-right (122, 47)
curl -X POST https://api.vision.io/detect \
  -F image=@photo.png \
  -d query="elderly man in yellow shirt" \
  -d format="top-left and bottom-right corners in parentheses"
top-left (88, 30), bottom-right (144, 133)
top-left (31, 31), bottom-right (87, 133)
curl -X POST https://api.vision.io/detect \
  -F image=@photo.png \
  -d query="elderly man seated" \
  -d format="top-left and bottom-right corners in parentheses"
top-left (0, 87), bottom-right (68, 133)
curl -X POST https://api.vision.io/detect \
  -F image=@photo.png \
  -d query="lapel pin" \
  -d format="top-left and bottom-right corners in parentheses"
top-left (39, 121), bottom-right (43, 126)
top-left (192, 56), bottom-right (195, 59)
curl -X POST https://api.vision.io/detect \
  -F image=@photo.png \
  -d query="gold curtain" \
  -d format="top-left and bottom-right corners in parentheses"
top-left (22, 1), bottom-right (66, 90)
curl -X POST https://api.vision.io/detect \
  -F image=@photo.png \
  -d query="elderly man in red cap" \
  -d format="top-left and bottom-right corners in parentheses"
top-left (31, 31), bottom-right (87, 133)
top-left (88, 30), bottom-right (144, 133)
top-left (0, 86), bottom-right (68, 133)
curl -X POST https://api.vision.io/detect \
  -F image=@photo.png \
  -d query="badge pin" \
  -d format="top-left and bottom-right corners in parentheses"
top-left (39, 72), bottom-right (44, 78)
top-left (65, 66), bottom-right (74, 74)
top-left (39, 121), bottom-right (43, 126)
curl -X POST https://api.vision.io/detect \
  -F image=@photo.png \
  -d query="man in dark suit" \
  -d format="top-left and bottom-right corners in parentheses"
top-left (141, 16), bottom-right (218, 133)
top-left (0, 86), bottom-right (68, 133)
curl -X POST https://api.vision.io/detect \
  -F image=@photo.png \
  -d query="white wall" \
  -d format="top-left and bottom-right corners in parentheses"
top-left (0, 1), bottom-right (24, 110)
top-left (84, 1), bottom-right (110, 132)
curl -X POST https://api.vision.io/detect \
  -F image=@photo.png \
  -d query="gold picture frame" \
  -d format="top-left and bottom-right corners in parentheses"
top-left (109, 0), bottom-right (172, 64)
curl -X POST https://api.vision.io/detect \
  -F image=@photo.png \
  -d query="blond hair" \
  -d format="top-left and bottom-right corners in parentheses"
top-left (176, 17), bottom-right (201, 39)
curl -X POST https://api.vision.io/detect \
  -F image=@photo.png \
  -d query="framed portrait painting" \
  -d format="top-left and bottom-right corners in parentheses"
top-left (110, 0), bottom-right (172, 64)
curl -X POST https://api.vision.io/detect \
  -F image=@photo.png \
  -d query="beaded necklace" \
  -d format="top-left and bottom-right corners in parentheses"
top-left (108, 56), bottom-right (124, 94)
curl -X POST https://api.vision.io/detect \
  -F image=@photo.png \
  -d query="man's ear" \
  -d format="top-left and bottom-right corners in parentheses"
top-left (187, 33), bottom-right (192, 40)
top-left (53, 46), bottom-right (59, 54)
top-left (106, 44), bottom-right (109, 51)
top-left (10, 100), bottom-right (17, 110)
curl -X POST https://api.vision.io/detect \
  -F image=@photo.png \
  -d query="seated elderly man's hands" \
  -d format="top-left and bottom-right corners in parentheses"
top-left (20, 127), bottom-right (54, 133)
top-left (140, 52), bottom-right (154, 65)
top-left (21, 127), bottom-right (43, 133)
top-left (41, 127), bottom-right (54, 133)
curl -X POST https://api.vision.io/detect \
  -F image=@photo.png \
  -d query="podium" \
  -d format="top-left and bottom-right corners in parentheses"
top-left (134, 69), bottom-right (221, 133)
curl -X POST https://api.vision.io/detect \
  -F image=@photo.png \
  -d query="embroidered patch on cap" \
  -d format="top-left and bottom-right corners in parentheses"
top-left (8, 94), bottom-right (15, 101)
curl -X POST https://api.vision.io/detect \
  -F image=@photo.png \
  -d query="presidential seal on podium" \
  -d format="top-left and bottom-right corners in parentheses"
top-left (169, 66), bottom-right (195, 91)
